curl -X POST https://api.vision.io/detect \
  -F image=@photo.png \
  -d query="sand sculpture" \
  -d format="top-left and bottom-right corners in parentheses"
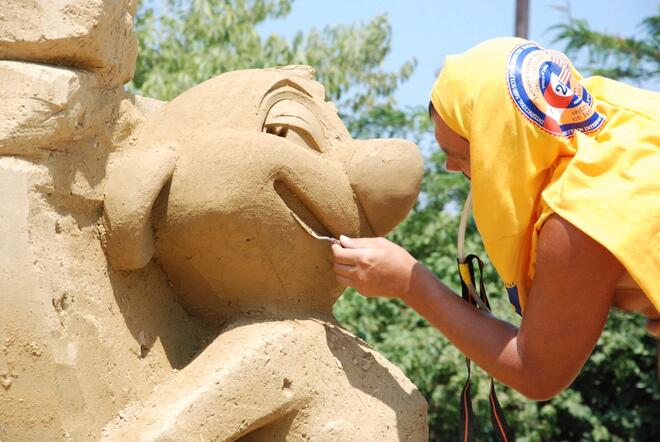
top-left (0, 1), bottom-right (428, 440)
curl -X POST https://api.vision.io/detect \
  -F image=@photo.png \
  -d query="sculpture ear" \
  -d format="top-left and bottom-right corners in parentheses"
top-left (102, 145), bottom-right (178, 271)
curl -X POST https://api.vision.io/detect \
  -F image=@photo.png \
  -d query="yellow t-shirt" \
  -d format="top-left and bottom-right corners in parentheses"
top-left (431, 37), bottom-right (659, 315)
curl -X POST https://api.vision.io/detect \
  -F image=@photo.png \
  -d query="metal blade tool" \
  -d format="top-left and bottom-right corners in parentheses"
top-left (290, 211), bottom-right (340, 245)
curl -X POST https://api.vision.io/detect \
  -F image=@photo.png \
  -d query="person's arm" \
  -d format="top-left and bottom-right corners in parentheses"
top-left (332, 214), bottom-right (625, 400)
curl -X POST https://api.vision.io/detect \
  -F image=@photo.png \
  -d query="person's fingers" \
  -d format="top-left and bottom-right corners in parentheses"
top-left (339, 235), bottom-right (379, 249)
top-left (646, 319), bottom-right (660, 338)
top-left (335, 274), bottom-right (353, 287)
top-left (333, 262), bottom-right (356, 278)
top-left (332, 244), bottom-right (365, 265)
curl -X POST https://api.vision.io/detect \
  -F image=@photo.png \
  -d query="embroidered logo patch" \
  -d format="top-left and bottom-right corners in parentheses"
top-left (506, 42), bottom-right (605, 137)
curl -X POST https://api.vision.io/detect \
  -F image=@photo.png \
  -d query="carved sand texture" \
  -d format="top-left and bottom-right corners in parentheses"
top-left (0, 2), bottom-right (429, 440)
top-left (0, 0), bottom-right (137, 86)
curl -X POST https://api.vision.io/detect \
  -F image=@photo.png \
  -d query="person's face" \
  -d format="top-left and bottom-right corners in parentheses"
top-left (431, 109), bottom-right (471, 179)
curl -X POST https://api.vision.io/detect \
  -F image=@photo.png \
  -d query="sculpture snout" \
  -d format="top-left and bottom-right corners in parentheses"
top-left (348, 139), bottom-right (423, 236)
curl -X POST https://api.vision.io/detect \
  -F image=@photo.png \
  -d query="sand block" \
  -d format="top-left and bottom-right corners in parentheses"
top-left (0, 0), bottom-right (137, 86)
top-left (0, 61), bottom-right (110, 155)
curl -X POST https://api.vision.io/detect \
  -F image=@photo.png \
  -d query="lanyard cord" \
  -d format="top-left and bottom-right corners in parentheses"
top-left (455, 190), bottom-right (514, 442)
top-left (457, 190), bottom-right (488, 310)
top-left (457, 190), bottom-right (472, 263)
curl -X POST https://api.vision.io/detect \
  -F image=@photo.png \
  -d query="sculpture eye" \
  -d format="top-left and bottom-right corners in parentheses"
top-left (263, 100), bottom-right (324, 152)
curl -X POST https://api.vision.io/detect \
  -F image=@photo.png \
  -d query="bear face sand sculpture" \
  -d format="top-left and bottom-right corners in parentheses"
top-left (100, 65), bottom-right (429, 441)
top-left (104, 65), bottom-right (424, 318)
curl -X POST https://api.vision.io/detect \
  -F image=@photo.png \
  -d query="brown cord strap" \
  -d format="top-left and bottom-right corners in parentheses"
top-left (457, 254), bottom-right (514, 442)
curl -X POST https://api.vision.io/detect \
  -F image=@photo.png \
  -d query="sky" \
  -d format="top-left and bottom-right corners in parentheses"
top-left (258, 0), bottom-right (659, 107)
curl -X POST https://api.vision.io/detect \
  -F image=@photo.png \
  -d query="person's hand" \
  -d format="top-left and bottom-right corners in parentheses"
top-left (331, 236), bottom-right (418, 299)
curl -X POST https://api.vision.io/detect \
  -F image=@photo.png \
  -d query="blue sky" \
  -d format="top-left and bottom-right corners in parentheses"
top-left (258, 0), bottom-right (659, 107)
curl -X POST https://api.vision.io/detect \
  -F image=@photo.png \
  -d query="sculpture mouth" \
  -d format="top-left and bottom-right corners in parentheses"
top-left (274, 180), bottom-right (333, 238)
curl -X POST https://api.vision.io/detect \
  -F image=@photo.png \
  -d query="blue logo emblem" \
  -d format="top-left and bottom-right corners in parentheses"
top-left (507, 42), bottom-right (605, 137)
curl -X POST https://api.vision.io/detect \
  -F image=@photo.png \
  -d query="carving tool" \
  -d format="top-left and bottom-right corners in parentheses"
top-left (290, 211), bottom-right (340, 245)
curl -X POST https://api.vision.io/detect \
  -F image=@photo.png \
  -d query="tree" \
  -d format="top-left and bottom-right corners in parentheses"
top-left (133, 0), bottom-right (416, 126)
top-left (551, 8), bottom-right (659, 81)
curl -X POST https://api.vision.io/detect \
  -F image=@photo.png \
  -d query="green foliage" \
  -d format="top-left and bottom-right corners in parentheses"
top-left (551, 8), bottom-right (659, 81)
top-left (134, 0), bottom-right (293, 98)
top-left (133, 0), bottom-right (415, 124)
top-left (134, 2), bottom-right (659, 440)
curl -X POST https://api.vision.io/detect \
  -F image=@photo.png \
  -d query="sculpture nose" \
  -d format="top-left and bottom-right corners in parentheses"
top-left (348, 139), bottom-right (424, 236)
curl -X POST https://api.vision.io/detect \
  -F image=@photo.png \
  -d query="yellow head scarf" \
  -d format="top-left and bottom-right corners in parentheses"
top-left (431, 38), bottom-right (659, 314)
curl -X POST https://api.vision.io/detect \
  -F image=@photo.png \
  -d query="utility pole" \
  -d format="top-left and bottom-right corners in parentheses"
top-left (515, 0), bottom-right (529, 38)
